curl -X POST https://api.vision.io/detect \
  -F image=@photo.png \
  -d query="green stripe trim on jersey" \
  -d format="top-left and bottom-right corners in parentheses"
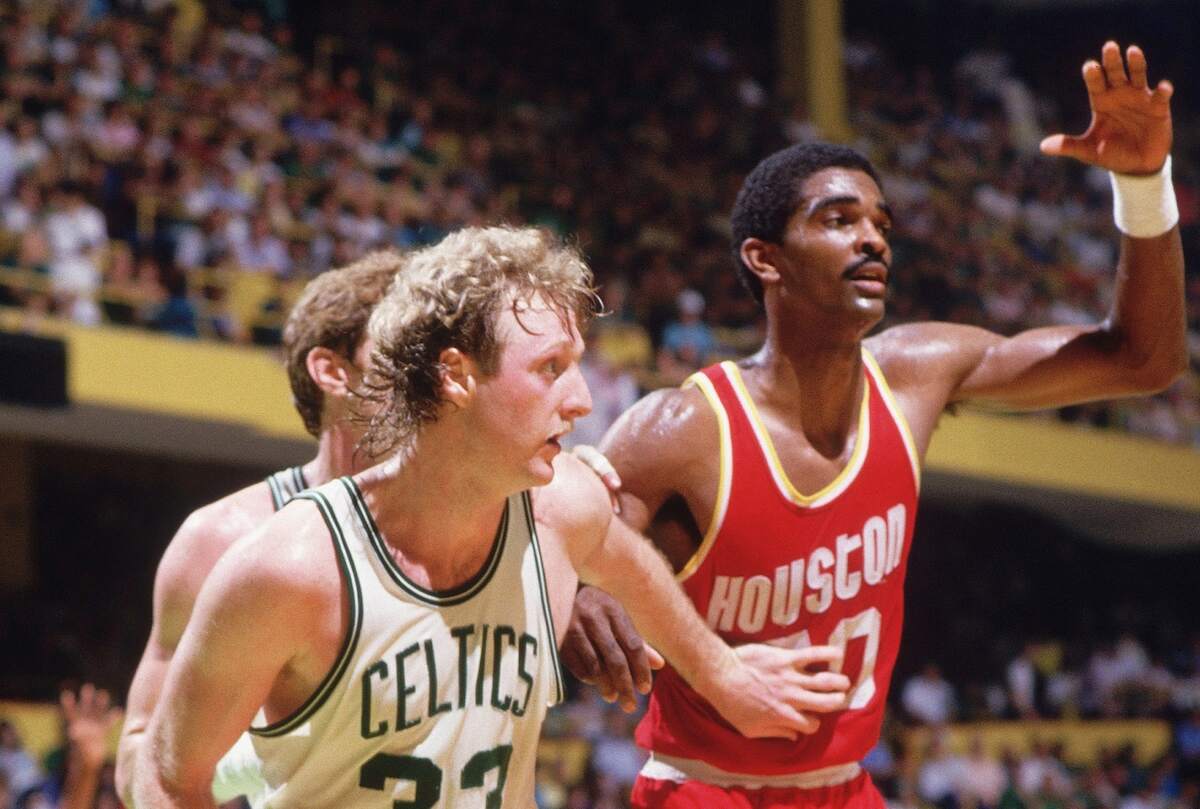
top-left (291, 465), bottom-right (308, 494)
top-left (341, 477), bottom-right (508, 607)
top-left (522, 490), bottom-right (564, 705)
top-left (250, 490), bottom-right (364, 738)
top-left (266, 472), bottom-right (286, 512)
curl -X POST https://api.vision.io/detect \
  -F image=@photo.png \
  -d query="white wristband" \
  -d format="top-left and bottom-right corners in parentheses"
top-left (1109, 155), bottom-right (1178, 238)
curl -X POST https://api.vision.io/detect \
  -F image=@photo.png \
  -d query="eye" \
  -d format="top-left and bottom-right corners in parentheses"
top-left (541, 358), bottom-right (562, 377)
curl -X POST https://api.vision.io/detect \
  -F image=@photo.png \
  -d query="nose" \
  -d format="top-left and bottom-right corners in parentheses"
top-left (561, 364), bottom-right (593, 421)
top-left (857, 220), bottom-right (888, 259)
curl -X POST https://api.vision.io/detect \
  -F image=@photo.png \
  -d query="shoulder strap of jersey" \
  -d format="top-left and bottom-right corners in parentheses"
top-left (249, 483), bottom-right (364, 737)
top-left (519, 490), bottom-right (565, 705)
top-left (860, 349), bottom-right (922, 491)
top-left (266, 465), bottom-right (310, 511)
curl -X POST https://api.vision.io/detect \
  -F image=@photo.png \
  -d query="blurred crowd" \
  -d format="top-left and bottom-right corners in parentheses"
top-left (0, 3), bottom-right (1198, 808)
top-left (0, 2), bottom-right (1196, 441)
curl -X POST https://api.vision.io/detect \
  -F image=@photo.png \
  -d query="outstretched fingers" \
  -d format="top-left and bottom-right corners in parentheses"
top-left (1152, 79), bottom-right (1174, 108)
top-left (1126, 45), bottom-right (1148, 89)
top-left (1100, 40), bottom-right (1127, 88)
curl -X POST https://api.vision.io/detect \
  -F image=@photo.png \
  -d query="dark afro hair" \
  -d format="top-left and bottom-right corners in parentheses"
top-left (730, 142), bottom-right (881, 308)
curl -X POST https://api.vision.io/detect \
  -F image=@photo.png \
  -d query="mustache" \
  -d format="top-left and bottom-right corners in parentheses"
top-left (842, 254), bottom-right (891, 279)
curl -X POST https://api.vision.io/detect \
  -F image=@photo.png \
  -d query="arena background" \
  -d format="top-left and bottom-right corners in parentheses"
top-left (0, 1), bottom-right (1198, 807)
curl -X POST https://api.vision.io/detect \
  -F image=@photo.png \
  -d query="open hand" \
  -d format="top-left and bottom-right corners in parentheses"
top-left (61, 683), bottom-right (124, 774)
top-left (706, 644), bottom-right (851, 740)
top-left (1040, 42), bottom-right (1172, 174)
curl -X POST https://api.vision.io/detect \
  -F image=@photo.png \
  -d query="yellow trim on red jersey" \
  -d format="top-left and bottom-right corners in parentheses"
top-left (724, 361), bottom-right (871, 508)
top-left (861, 349), bottom-right (922, 492)
top-left (675, 371), bottom-right (732, 583)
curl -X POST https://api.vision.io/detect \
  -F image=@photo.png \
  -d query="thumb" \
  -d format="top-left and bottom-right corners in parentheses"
top-left (646, 644), bottom-right (666, 670)
top-left (1040, 133), bottom-right (1091, 161)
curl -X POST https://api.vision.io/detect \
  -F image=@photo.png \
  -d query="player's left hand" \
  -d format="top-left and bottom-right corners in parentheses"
top-left (1040, 42), bottom-right (1172, 174)
top-left (562, 585), bottom-right (664, 712)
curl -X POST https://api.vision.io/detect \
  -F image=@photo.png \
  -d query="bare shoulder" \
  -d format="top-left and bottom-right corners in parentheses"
top-left (201, 497), bottom-right (341, 614)
top-left (531, 452), bottom-right (613, 540)
top-left (600, 382), bottom-right (716, 472)
top-left (865, 321), bottom-right (996, 390)
top-left (153, 480), bottom-right (277, 642)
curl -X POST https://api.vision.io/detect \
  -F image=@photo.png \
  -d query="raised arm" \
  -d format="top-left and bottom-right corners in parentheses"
top-left (876, 42), bottom-right (1185, 416)
top-left (538, 454), bottom-right (849, 740)
top-left (133, 508), bottom-right (331, 809)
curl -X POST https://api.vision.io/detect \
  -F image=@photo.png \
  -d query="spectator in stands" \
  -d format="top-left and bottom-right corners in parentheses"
top-left (918, 732), bottom-right (966, 809)
top-left (656, 288), bottom-right (717, 384)
top-left (1175, 711), bottom-right (1200, 786)
top-left (235, 214), bottom-right (290, 276)
top-left (959, 737), bottom-right (1007, 809)
top-left (1016, 741), bottom-right (1073, 801)
top-left (0, 723), bottom-right (39, 802)
top-left (43, 182), bottom-right (105, 325)
top-left (589, 709), bottom-right (647, 795)
top-left (1008, 643), bottom-right (1043, 719)
top-left (903, 663), bottom-right (958, 726)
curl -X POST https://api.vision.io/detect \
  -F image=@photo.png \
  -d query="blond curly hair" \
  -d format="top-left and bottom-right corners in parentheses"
top-left (365, 226), bottom-right (597, 453)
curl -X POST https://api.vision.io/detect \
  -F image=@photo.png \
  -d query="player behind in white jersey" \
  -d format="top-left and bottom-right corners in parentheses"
top-left (134, 226), bottom-right (854, 809)
top-left (116, 251), bottom-right (404, 806)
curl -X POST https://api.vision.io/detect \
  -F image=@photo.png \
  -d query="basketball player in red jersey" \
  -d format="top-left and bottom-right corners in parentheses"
top-left (115, 252), bottom-right (402, 806)
top-left (563, 42), bottom-right (1185, 808)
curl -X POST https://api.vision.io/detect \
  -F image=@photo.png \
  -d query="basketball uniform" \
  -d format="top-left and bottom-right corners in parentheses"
top-left (210, 465), bottom-right (308, 806)
top-left (632, 350), bottom-right (921, 807)
top-left (265, 465), bottom-right (309, 511)
top-left (243, 476), bottom-right (563, 808)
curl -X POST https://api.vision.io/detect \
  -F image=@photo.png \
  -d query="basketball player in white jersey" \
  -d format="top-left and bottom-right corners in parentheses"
top-left (134, 226), bottom-right (855, 809)
top-left (116, 252), bottom-right (404, 807)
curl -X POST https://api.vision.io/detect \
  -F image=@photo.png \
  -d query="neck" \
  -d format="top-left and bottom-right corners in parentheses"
top-left (747, 309), bottom-right (868, 458)
top-left (302, 420), bottom-right (367, 487)
top-left (353, 421), bottom-right (518, 589)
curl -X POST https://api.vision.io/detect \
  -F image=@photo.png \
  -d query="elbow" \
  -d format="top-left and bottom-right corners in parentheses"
top-left (1124, 348), bottom-right (1189, 395)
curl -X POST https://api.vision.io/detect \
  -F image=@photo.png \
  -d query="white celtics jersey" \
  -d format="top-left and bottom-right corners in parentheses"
top-left (246, 476), bottom-right (564, 809)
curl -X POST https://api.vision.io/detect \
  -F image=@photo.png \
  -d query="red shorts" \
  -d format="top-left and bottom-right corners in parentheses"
top-left (631, 770), bottom-right (886, 809)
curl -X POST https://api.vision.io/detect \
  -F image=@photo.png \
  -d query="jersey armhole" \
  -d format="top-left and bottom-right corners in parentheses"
top-left (861, 349), bottom-right (922, 493)
top-left (520, 491), bottom-right (566, 706)
top-left (675, 372), bottom-right (732, 583)
top-left (249, 491), bottom-right (364, 737)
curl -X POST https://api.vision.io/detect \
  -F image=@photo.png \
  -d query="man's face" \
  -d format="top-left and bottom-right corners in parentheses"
top-left (471, 294), bottom-right (592, 487)
top-left (774, 167), bottom-right (893, 327)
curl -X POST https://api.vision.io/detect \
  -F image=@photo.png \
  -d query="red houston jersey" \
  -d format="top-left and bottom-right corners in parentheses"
top-left (635, 350), bottom-right (921, 776)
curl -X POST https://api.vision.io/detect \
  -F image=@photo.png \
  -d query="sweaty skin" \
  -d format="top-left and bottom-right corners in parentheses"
top-left (566, 40), bottom-right (1186, 705)
top-left (133, 298), bottom-right (852, 809)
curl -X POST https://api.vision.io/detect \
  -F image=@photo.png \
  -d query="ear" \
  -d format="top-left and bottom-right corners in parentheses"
top-left (306, 347), bottom-right (358, 399)
top-left (438, 347), bottom-right (477, 409)
top-left (739, 237), bottom-right (782, 288)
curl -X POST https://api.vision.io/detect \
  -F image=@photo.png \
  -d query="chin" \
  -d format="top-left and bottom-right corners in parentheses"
top-left (848, 298), bottom-right (886, 324)
top-left (527, 456), bottom-right (558, 486)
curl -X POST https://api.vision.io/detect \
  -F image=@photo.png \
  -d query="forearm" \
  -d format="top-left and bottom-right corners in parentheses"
top-left (583, 519), bottom-right (736, 696)
top-left (133, 748), bottom-right (217, 809)
top-left (1107, 226), bottom-right (1187, 385)
top-left (60, 755), bottom-right (104, 809)
top-left (116, 732), bottom-right (144, 807)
